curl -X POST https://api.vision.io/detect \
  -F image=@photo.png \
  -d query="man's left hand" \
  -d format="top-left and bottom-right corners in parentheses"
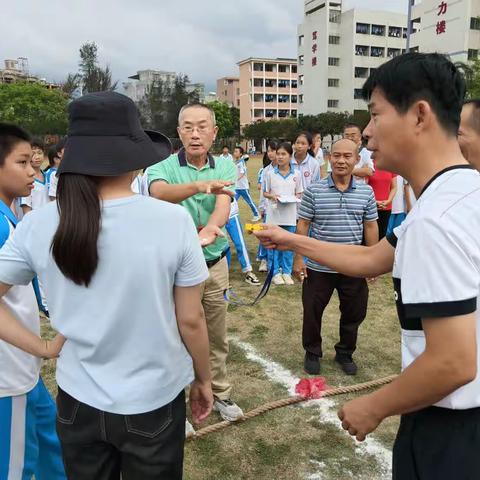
top-left (199, 225), bottom-right (225, 247)
top-left (337, 395), bottom-right (383, 442)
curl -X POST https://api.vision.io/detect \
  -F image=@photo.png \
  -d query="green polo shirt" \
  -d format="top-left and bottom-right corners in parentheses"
top-left (147, 149), bottom-right (236, 261)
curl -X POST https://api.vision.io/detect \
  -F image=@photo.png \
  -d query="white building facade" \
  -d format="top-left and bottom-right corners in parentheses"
top-left (298, 0), bottom-right (407, 115)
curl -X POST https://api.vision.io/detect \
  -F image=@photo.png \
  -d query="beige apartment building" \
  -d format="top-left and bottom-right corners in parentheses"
top-left (216, 77), bottom-right (240, 108)
top-left (237, 57), bottom-right (299, 129)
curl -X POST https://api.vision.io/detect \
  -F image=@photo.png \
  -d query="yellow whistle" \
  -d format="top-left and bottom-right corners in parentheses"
top-left (245, 223), bottom-right (264, 233)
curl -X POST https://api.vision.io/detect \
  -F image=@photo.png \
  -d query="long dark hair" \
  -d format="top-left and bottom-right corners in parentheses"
top-left (51, 174), bottom-right (101, 287)
top-left (295, 131), bottom-right (315, 157)
top-left (262, 140), bottom-right (279, 168)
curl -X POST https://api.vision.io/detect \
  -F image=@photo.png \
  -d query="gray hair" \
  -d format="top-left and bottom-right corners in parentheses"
top-left (178, 103), bottom-right (217, 126)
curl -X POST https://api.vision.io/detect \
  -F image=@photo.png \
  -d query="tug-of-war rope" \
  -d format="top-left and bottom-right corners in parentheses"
top-left (188, 374), bottom-right (397, 440)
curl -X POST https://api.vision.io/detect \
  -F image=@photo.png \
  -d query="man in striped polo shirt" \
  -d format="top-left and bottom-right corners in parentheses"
top-left (295, 138), bottom-right (379, 375)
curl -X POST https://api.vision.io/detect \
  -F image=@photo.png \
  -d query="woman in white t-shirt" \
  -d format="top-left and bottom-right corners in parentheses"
top-left (0, 92), bottom-right (213, 480)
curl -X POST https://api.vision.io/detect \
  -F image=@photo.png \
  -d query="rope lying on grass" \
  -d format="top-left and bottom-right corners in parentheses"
top-left (188, 374), bottom-right (397, 440)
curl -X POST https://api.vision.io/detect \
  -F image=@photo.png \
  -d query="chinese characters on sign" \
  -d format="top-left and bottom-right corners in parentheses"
top-left (312, 31), bottom-right (318, 67)
top-left (436, 1), bottom-right (447, 35)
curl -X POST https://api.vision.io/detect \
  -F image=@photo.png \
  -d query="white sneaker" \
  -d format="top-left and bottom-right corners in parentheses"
top-left (245, 272), bottom-right (261, 285)
top-left (259, 259), bottom-right (268, 272)
top-left (251, 215), bottom-right (261, 222)
top-left (185, 420), bottom-right (195, 438)
top-left (273, 274), bottom-right (285, 285)
top-left (282, 274), bottom-right (294, 285)
top-left (213, 398), bottom-right (244, 422)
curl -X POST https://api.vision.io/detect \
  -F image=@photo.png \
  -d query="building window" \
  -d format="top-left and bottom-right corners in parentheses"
top-left (328, 100), bottom-right (339, 108)
top-left (278, 79), bottom-right (290, 88)
top-left (299, 55), bottom-right (305, 66)
top-left (328, 78), bottom-right (340, 87)
top-left (265, 63), bottom-right (276, 72)
top-left (278, 109), bottom-right (289, 118)
top-left (265, 94), bottom-right (277, 103)
top-left (224, 80), bottom-right (228, 86)
top-left (371, 46), bottom-right (385, 58)
top-left (355, 45), bottom-right (369, 56)
top-left (279, 64), bottom-right (289, 73)
top-left (387, 48), bottom-right (401, 58)
top-left (389, 26), bottom-right (403, 38)
top-left (354, 89), bottom-right (363, 100)
top-left (292, 65), bottom-right (297, 73)
top-left (299, 75), bottom-right (304, 86)
top-left (329, 35), bottom-right (340, 45)
top-left (403, 28), bottom-right (408, 38)
top-left (371, 25), bottom-right (385, 36)
top-left (469, 49), bottom-right (479, 60)
top-left (237, 88), bottom-right (240, 95)
top-left (329, 10), bottom-right (341, 23)
top-left (370, 68), bottom-right (377, 76)
top-left (292, 80), bottom-right (298, 89)
top-left (254, 109), bottom-right (263, 118)
top-left (471, 17), bottom-right (480, 30)
top-left (356, 23), bottom-right (370, 34)
top-left (278, 94), bottom-right (290, 103)
top-left (355, 67), bottom-right (369, 78)
top-left (253, 78), bottom-right (264, 87)
top-left (253, 94), bottom-right (264, 102)
top-left (291, 110), bottom-right (298, 118)
top-left (265, 79), bottom-right (277, 88)
top-left (265, 109), bottom-right (277, 118)
top-left (299, 94), bottom-right (304, 104)
top-left (253, 63), bottom-right (264, 72)
top-left (237, 99), bottom-right (240, 107)
top-left (298, 35), bottom-right (305, 47)
top-left (291, 95), bottom-right (298, 103)
top-left (328, 57), bottom-right (340, 66)
top-left (224, 90), bottom-right (228, 96)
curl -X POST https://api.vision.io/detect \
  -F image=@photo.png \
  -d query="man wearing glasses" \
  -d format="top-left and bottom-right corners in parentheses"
top-left (148, 104), bottom-right (244, 428)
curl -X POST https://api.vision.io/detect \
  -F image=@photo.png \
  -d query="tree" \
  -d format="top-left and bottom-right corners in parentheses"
top-left (456, 59), bottom-right (480, 99)
top-left (0, 83), bottom-right (68, 135)
top-left (61, 73), bottom-right (81, 98)
top-left (207, 101), bottom-right (234, 138)
top-left (78, 42), bottom-right (118, 94)
top-left (230, 106), bottom-right (240, 137)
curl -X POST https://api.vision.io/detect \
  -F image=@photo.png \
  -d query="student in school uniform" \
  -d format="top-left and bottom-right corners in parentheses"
top-left (263, 142), bottom-right (303, 285)
top-left (131, 170), bottom-right (150, 196)
top-left (219, 145), bottom-right (233, 163)
top-left (0, 123), bottom-right (66, 480)
top-left (291, 132), bottom-right (320, 193)
top-left (0, 92), bottom-right (213, 479)
top-left (233, 146), bottom-right (260, 221)
top-left (256, 53), bottom-right (480, 480)
top-left (386, 175), bottom-right (409, 235)
top-left (20, 139), bottom-right (49, 214)
top-left (46, 138), bottom-right (66, 201)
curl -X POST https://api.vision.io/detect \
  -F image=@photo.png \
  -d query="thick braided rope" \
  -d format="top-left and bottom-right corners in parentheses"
top-left (189, 374), bottom-right (397, 440)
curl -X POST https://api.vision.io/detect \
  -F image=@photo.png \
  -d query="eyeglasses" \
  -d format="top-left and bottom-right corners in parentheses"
top-left (179, 125), bottom-right (211, 135)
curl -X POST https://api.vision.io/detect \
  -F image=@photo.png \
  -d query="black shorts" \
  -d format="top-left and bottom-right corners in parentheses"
top-left (393, 405), bottom-right (480, 480)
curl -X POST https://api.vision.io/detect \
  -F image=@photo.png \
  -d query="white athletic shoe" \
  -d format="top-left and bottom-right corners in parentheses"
top-left (185, 420), bottom-right (196, 438)
top-left (282, 274), bottom-right (294, 285)
top-left (259, 259), bottom-right (268, 272)
top-left (273, 274), bottom-right (285, 285)
top-left (251, 215), bottom-right (261, 222)
top-left (245, 272), bottom-right (261, 285)
top-left (213, 398), bottom-right (244, 422)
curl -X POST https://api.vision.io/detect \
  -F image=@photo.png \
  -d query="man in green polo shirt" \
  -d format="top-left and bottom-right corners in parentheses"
top-left (147, 103), bottom-right (244, 426)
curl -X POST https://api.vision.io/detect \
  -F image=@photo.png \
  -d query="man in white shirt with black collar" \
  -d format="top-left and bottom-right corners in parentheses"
top-left (255, 53), bottom-right (480, 479)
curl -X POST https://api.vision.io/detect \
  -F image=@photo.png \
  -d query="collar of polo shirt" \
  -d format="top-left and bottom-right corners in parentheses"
top-left (178, 147), bottom-right (216, 169)
top-left (274, 165), bottom-right (294, 178)
top-left (328, 173), bottom-right (357, 192)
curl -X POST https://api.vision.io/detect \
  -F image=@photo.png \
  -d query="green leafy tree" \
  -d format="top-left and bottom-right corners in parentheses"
top-left (78, 42), bottom-right (118, 94)
top-left (0, 83), bottom-right (68, 135)
top-left (230, 106), bottom-right (240, 137)
top-left (207, 101), bottom-right (234, 138)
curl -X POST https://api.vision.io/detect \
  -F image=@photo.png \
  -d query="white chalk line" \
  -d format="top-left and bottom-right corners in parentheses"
top-left (232, 339), bottom-right (392, 480)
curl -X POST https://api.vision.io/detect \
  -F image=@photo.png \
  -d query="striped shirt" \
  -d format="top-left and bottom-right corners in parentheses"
top-left (299, 175), bottom-right (378, 273)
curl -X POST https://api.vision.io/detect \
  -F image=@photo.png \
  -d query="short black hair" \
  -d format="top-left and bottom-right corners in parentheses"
top-left (362, 52), bottom-right (466, 136)
top-left (277, 141), bottom-right (293, 156)
top-left (464, 99), bottom-right (480, 133)
top-left (222, 145), bottom-right (229, 150)
top-left (48, 146), bottom-right (60, 168)
top-left (234, 145), bottom-right (244, 155)
top-left (31, 137), bottom-right (45, 151)
top-left (0, 123), bottom-right (32, 167)
top-left (343, 123), bottom-right (362, 133)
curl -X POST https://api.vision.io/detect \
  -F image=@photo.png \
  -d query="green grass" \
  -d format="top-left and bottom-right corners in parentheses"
top-left (41, 155), bottom-right (401, 479)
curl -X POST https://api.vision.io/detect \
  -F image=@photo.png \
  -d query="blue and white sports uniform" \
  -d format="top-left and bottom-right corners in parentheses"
top-left (0, 200), bottom-right (65, 480)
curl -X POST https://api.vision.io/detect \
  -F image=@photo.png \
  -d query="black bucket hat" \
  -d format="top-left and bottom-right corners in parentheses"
top-left (58, 91), bottom-right (172, 176)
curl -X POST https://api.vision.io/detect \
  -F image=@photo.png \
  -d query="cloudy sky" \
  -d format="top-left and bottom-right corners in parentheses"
top-left (1, 0), bottom-right (408, 91)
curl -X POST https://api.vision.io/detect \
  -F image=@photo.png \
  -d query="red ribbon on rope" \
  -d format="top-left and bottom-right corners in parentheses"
top-left (295, 377), bottom-right (328, 400)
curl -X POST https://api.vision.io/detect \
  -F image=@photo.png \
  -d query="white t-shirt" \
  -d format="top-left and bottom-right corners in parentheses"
top-left (229, 198), bottom-right (239, 218)
top-left (0, 196), bottom-right (209, 414)
top-left (389, 166), bottom-right (480, 410)
top-left (235, 159), bottom-right (249, 190)
top-left (354, 148), bottom-right (375, 184)
top-left (48, 172), bottom-right (58, 198)
top-left (131, 173), bottom-right (149, 196)
top-left (391, 175), bottom-right (406, 214)
top-left (0, 206), bottom-right (40, 398)
top-left (265, 167), bottom-right (303, 226)
top-left (315, 148), bottom-right (325, 167)
top-left (292, 154), bottom-right (320, 191)
top-left (20, 175), bottom-right (49, 209)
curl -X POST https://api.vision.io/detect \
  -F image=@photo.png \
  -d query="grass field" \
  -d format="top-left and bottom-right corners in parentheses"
top-left (41, 155), bottom-right (401, 480)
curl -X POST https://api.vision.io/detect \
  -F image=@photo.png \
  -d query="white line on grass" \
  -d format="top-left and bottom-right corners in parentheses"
top-left (233, 339), bottom-right (392, 480)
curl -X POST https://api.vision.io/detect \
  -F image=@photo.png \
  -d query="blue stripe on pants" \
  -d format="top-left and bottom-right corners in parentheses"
top-left (0, 379), bottom-right (66, 480)
top-left (235, 189), bottom-right (260, 217)
top-left (225, 215), bottom-right (252, 273)
top-left (272, 225), bottom-right (296, 275)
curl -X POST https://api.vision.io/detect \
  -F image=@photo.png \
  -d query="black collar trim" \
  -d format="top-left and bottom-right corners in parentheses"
top-left (178, 148), bottom-right (215, 168)
top-left (419, 165), bottom-right (474, 198)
